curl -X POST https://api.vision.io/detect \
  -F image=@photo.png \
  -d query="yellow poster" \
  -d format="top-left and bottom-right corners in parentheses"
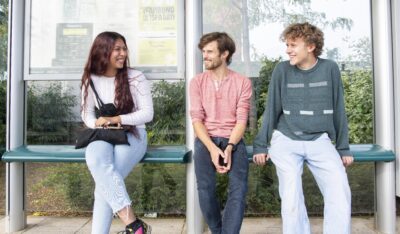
top-left (139, 0), bottom-right (177, 32)
top-left (137, 38), bottom-right (177, 66)
top-left (137, 0), bottom-right (177, 66)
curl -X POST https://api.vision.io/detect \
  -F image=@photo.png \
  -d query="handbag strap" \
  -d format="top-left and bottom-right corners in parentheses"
top-left (89, 80), bottom-right (104, 108)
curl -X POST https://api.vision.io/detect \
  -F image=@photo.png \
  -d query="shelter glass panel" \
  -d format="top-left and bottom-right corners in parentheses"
top-left (28, 0), bottom-right (182, 79)
top-left (25, 162), bottom-right (186, 216)
top-left (25, 80), bottom-right (185, 146)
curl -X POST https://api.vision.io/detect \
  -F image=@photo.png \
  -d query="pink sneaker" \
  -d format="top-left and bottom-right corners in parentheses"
top-left (117, 219), bottom-right (151, 234)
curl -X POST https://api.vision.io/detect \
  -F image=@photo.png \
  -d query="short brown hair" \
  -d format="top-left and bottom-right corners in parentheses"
top-left (280, 22), bottom-right (324, 57)
top-left (198, 32), bottom-right (236, 65)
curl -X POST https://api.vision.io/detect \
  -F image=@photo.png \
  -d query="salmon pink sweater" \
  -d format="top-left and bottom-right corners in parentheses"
top-left (190, 69), bottom-right (252, 138)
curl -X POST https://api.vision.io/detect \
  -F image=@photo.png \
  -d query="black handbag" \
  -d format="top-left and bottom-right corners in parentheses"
top-left (75, 127), bottom-right (128, 149)
top-left (75, 80), bottom-right (129, 149)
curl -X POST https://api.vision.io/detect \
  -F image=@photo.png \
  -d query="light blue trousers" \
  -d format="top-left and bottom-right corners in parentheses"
top-left (85, 128), bottom-right (147, 234)
top-left (269, 131), bottom-right (351, 234)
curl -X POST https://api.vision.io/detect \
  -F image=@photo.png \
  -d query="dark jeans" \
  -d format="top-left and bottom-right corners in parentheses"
top-left (194, 137), bottom-right (249, 234)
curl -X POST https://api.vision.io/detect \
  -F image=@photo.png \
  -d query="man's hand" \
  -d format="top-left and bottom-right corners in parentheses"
top-left (218, 146), bottom-right (233, 173)
top-left (341, 156), bottom-right (354, 167)
top-left (253, 153), bottom-right (269, 165)
top-left (210, 146), bottom-right (227, 173)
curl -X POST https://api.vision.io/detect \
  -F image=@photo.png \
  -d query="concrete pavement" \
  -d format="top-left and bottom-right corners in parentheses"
top-left (0, 215), bottom-right (398, 233)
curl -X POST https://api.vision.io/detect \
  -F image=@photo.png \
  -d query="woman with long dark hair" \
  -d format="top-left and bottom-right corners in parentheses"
top-left (81, 31), bottom-right (153, 234)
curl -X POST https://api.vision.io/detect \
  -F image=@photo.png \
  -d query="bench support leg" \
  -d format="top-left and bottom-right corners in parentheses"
top-left (5, 162), bottom-right (26, 232)
top-left (375, 161), bottom-right (396, 234)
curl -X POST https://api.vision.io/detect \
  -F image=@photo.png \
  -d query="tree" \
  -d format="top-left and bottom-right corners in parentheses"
top-left (343, 37), bottom-right (372, 70)
top-left (246, 0), bottom-right (352, 67)
top-left (204, 0), bottom-right (353, 72)
top-left (326, 47), bottom-right (340, 61)
top-left (0, 0), bottom-right (8, 80)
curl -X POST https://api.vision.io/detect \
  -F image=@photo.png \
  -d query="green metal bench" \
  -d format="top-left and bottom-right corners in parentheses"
top-left (1, 144), bottom-right (394, 164)
top-left (0, 143), bottom-right (396, 234)
top-left (1, 145), bottom-right (191, 163)
top-left (246, 144), bottom-right (395, 162)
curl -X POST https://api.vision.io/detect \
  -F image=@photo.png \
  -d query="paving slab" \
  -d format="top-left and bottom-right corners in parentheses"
top-left (19, 217), bottom-right (89, 234)
top-left (0, 216), bottom-right (4, 233)
top-left (0, 215), bottom-right (398, 233)
top-left (203, 217), bottom-right (397, 234)
top-left (0, 216), bottom-right (48, 234)
top-left (239, 217), bottom-right (281, 234)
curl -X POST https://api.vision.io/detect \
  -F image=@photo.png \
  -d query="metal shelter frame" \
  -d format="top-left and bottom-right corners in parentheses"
top-left (5, 0), bottom-right (399, 233)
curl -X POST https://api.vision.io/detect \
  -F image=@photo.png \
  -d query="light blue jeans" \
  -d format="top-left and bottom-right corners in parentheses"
top-left (269, 131), bottom-right (351, 234)
top-left (85, 128), bottom-right (147, 234)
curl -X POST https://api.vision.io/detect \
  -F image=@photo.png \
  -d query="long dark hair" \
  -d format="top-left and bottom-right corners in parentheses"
top-left (81, 31), bottom-right (138, 137)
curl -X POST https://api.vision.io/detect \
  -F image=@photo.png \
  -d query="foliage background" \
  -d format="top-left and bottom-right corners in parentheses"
top-left (0, 59), bottom-right (377, 216)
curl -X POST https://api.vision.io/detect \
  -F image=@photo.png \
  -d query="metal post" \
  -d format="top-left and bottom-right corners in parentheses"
top-left (371, 0), bottom-right (396, 233)
top-left (392, 0), bottom-right (400, 198)
top-left (185, 0), bottom-right (204, 233)
top-left (5, 0), bottom-right (27, 232)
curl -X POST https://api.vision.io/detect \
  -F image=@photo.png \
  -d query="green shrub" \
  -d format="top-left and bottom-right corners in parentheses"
top-left (254, 57), bottom-right (281, 119)
top-left (27, 82), bottom-right (77, 144)
top-left (342, 69), bottom-right (373, 143)
top-left (147, 80), bottom-right (185, 145)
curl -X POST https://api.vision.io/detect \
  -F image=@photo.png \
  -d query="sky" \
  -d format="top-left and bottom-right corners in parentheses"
top-left (250, 0), bottom-right (371, 60)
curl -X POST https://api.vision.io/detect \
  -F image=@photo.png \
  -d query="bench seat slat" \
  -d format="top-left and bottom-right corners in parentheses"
top-left (1, 145), bottom-right (191, 163)
top-left (1, 144), bottom-right (395, 163)
top-left (246, 144), bottom-right (395, 162)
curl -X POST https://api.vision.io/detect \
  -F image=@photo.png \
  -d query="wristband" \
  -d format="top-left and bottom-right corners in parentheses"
top-left (227, 142), bottom-right (237, 151)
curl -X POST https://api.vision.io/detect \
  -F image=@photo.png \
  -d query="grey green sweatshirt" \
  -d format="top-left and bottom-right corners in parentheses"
top-left (253, 58), bottom-right (352, 156)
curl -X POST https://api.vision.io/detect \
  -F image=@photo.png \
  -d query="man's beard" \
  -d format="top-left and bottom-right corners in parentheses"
top-left (204, 59), bottom-right (223, 70)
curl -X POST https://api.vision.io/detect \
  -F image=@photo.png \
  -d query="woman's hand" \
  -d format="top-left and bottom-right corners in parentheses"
top-left (95, 116), bottom-right (121, 127)
top-left (95, 117), bottom-right (110, 127)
